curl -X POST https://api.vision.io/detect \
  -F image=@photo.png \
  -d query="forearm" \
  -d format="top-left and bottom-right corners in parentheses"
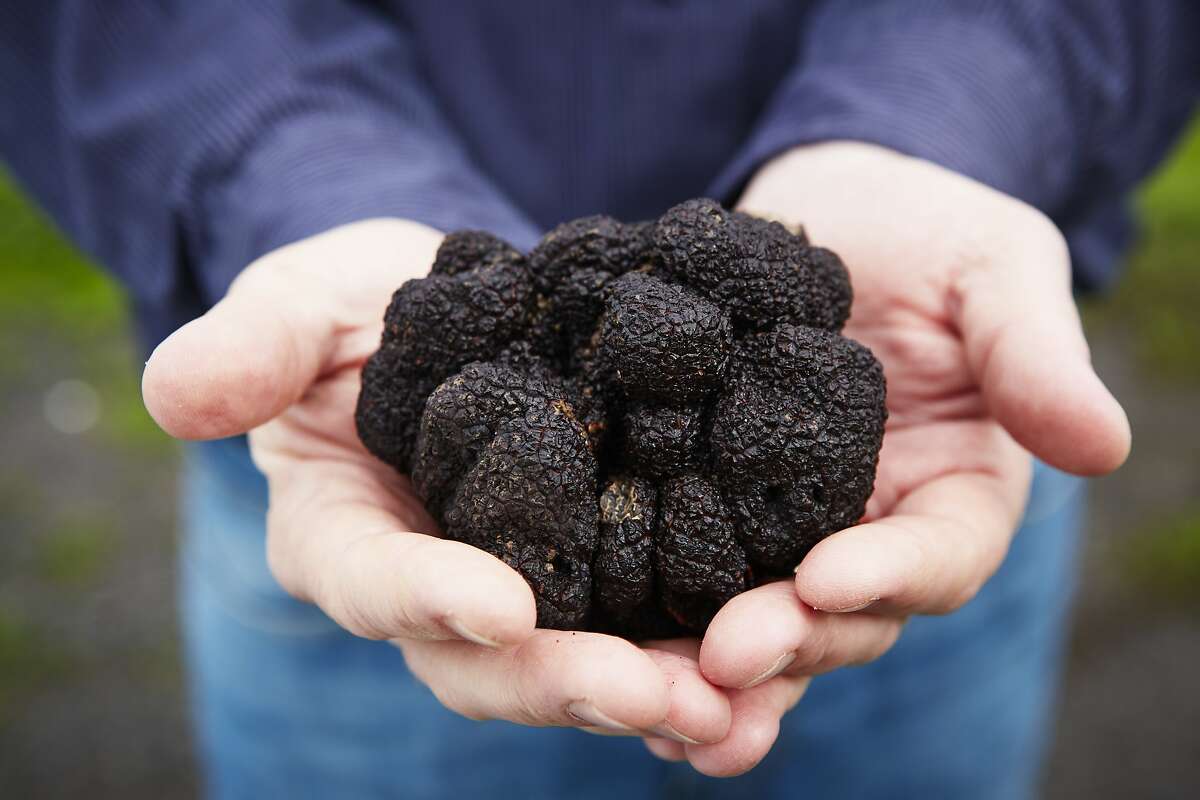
top-left (713, 0), bottom-right (1200, 216)
top-left (0, 1), bottom-right (538, 324)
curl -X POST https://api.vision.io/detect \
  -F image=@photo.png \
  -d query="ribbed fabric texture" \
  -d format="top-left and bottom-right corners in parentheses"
top-left (1, 1), bottom-right (1198, 347)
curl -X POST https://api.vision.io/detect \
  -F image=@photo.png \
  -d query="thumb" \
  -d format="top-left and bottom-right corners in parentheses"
top-left (142, 218), bottom-right (444, 441)
top-left (956, 217), bottom-right (1131, 476)
top-left (142, 260), bottom-right (336, 440)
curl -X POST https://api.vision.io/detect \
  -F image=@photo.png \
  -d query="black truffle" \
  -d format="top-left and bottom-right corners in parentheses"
top-left (430, 230), bottom-right (525, 277)
top-left (655, 198), bottom-right (852, 331)
top-left (439, 394), bottom-right (599, 630)
top-left (619, 403), bottom-right (706, 479)
top-left (593, 477), bottom-right (657, 619)
top-left (711, 325), bottom-right (887, 574)
top-left (599, 271), bottom-right (732, 405)
top-left (528, 215), bottom-right (655, 295)
top-left (656, 475), bottom-right (750, 630)
top-left (356, 198), bottom-right (886, 637)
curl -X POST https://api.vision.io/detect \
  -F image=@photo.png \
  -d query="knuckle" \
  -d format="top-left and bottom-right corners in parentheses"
top-left (1017, 204), bottom-right (1069, 257)
top-left (997, 202), bottom-right (1072, 279)
top-left (430, 682), bottom-right (489, 721)
top-left (266, 522), bottom-right (388, 642)
top-left (977, 536), bottom-right (1013, 581)
top-left (931, 525), bottom-right (1010, 615)
top-left (391, 537), bottom-right (460, 623)
top-left (510, 680), bottom-right (551, 726)
top-left (857, 621), bottom-right (905, 664)
top-left (932, 578), bottom-right (985, 616)
top-left (790, 616), bottom-right (832, 673)
top-left (330, 576), bottom-right (390, 640)
top-left (263, 505), bottom-right (321, 606)
top-left (398, 537), bottom-right (452, 592)
top-left (329, 536), bottom-right (412, 640)
top-left (403, 654), bottom-right (491, 722)
top-left (510, 642), bottom-right (560, 724)
top-left (226, 257), bottom-right (276, 295)
top-left (263, 526), bottom-right (301, 597)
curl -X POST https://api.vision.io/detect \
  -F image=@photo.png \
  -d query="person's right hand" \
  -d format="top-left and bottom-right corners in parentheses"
top-left (141, 219), bottom-right (732, 746)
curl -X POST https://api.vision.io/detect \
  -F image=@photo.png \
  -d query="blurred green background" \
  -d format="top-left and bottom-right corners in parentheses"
top-left (1, 124), bottom-right (1198, 798)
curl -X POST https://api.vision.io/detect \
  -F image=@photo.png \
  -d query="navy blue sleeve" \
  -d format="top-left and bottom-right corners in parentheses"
top-left (0, 2), bottom-right (539, 330)
top-left (713, 0), bottom-right (1200, 216)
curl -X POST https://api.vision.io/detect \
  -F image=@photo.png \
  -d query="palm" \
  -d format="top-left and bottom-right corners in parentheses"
top-left (840, 229), bottom-right (1029, 533)
top-left (249, 229), bottom-right (446, 560)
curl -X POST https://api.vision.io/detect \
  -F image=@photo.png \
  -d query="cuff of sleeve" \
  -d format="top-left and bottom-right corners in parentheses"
top-left (189, 111), bottom-right (541, 305)
top-left (710, 11), bottom-right (1078, 212)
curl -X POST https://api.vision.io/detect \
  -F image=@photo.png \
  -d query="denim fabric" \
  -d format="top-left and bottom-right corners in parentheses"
top-left (181, 438), bottom-right (1082, 800)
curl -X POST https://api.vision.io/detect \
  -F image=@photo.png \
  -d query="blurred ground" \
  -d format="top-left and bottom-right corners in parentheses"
top-left (1, 125), bottom-right (1198, 798)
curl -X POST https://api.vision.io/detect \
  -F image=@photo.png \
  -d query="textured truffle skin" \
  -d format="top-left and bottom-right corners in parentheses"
top-left (593, 477), bottom-right (657, 619)
top-left (804, 246), bottom-right (854, 331)
top-left (525, 216), bottom-right (655, 368)
top-left (528, 215), bottom-right (654, 294)
top-left (656, 475), bottom-right (750, 630)
top-left (712, 324), bottom-right (886, 573)
top-left (443, 402), bottom-right (598, 630)
top-left (528, 266), bottom-right (614, 366)
top-left (380, 264), bottom-right (532, 374)
top-left (599, 271), bottom-right (732, 405)
top-left (655, 198), bottom-right (852, 331)
top-left (355, 355), bottom-right (441, 472)
top-left (355, 247), bottom-right (534, 472)
top-left (413, 361), bottom-right (570, 523)
top-left (619, 404), bottom-right (706, 479)
top-left (356, 198), bottom-right (886, 637)
top-left (430, 230), bottom-right (525, 277)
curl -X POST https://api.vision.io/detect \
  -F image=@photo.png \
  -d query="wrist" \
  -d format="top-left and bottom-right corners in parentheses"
top-left (189, 111), bottom-right (540, 310)
top-left (738, 141), bottom-right (907, 217)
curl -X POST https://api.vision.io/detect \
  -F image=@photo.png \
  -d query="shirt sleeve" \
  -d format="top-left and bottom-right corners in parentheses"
top-left (0, 1), bottom-right (541, 320)
top-left (711, 0), bottom-right (1200, 216)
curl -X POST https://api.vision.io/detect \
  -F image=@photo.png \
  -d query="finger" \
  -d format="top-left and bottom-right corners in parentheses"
top-left (954, 219), bottom-right (1130, 475)
top-left (142, 218), bottom-right (442, 440)
top-left (264, 456), bottom-right (537, 647)
top-left (644, 738), bottom-right (687, 762)
top-left (400, 631), bottom-right (672, 731)
top-left (865, 418), bottom-right (1021, 521)
top-left (699, 581), bottom-right (903, 690)
top-left (683, 675), bottom-right (809, 777)
top-left (142, 261), bottom-right (337, 440)
top-left (795, 461), bottom-right (1030, 616)
top-left (640, 646), bottom-right (732, 744)
top-left (850, 421), bottom-right (1029, 615)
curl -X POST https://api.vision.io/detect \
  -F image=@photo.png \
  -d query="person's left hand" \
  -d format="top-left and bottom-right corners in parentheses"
top-left (640, 141), bottom-right (1131, 775)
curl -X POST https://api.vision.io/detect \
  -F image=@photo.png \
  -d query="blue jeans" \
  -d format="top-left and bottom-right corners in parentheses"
top-left (181, 438), bottom-right (1083, 800)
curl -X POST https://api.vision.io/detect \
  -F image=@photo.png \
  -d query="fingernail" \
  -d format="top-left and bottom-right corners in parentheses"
top-left (815, 597), bottom-right (878, 614)
top-left (739, 651), bottom-right (796, 689)
top-left (646, 720), bottom-right (704, 745)
top-left (566, 701), bottom-right (635, 733)
top-left (444, 616), bottom-right (502, 649)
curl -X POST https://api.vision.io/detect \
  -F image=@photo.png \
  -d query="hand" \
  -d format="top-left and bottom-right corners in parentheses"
top-left (142, 219), bottom-right (731, 746)
top-left (643, 142), bottom-right (1131, 773)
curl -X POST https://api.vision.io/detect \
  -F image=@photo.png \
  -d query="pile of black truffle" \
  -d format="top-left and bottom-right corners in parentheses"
top-left (356, 199), bottom-right (887, 639)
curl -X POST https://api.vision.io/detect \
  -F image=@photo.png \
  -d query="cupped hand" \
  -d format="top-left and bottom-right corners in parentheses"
top-left (141, 219), bottom-right (730, 747)
top-left (644, 141), bottom-right (1132, 774)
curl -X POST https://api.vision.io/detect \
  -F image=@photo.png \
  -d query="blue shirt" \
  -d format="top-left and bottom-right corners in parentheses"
top-left (2, 1), bottom-right (1198, 347)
